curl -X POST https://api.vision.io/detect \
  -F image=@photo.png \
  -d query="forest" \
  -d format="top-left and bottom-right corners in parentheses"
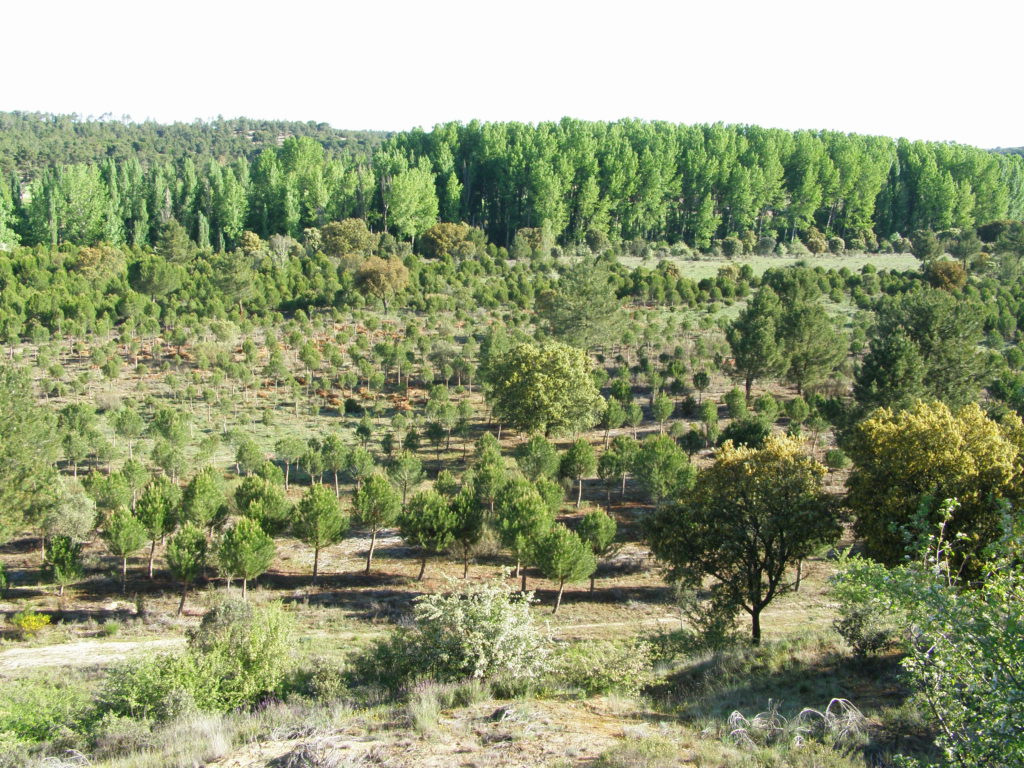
top-left (0, 113), bottom-right (1022, 768)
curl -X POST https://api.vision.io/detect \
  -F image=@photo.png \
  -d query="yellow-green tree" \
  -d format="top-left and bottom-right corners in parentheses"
top-left (846, 400), bottom-right (1022, 570)
top-left (486, 341), bottom-right (603, 437)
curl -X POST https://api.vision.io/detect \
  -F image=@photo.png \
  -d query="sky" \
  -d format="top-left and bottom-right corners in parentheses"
top-left (4, 0), bottom-right (1021, 148)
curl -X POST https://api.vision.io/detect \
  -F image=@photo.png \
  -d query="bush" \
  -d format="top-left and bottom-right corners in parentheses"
top-left (354, 577), bottom-right (547, 689)
top-left (0, 674), bottom-right (92, 745)
top-left (551, 638), bottom-right (654, 697)
top-left (11, 608), bottom-right (50, 638)
top-left (824, 449), bottom-right (849, 470)
top-left (103, 599), bottom-right (294, 720)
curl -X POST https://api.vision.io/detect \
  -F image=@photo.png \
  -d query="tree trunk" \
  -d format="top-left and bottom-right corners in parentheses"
top-left (177, 584), bottom-right (188, 616)
top-left (576, 477), bottom-right (583, 507)
top-left (751, 608), bottom-right (762, 645)
top-left (589, 574), bottom-right (596, 593)
top-left (121, 557), bottom-right (128, 594)
top-left (148, 540), bottom-right (156, 578)
top-left (521, 568), bottom-right (527, 593)
top-left (312, 546), bottom-right (320, 585)
top-left (418, 556), bottom-right (427, 581)
top-left (553, 581), bottom-right (565, 613)
top-left (242, 578), bottom-right (248, 600)
top-left (365, 529), bottom-right (377, 574)
top-left (795, 559), bottom-right (803, 592)
top-left (463, 552), bottom-right (470, 579)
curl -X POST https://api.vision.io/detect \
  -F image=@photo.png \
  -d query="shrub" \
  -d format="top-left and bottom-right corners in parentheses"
top-left (354, 577), bottom-right (547, 689)
top-left (0, 673), bottom-right (92, 744)
top-left (824, 449), bottom-right (849, 470)
top-left (551, 639), bottom-right (654, 697)
top-left (11, 608), bottom-right (50, 638)
top-left (103, 599), bottom-right (294, 720)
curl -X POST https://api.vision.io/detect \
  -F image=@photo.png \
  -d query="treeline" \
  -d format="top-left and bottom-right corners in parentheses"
top-left (2, 117), bottom-right (1024, 254)
top-left (0, 112), bottom-right (387, 179)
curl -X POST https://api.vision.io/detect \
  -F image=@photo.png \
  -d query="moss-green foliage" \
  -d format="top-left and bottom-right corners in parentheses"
top-left (551, 638), bottom-right (653, 697)
top-left (0, 673), bottom-right (92, 746)
top-left (102, 599), bottom-right (293, 721)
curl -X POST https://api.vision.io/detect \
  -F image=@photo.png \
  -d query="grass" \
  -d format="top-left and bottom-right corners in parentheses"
top-left (617, 251), bottom-right (921, 280)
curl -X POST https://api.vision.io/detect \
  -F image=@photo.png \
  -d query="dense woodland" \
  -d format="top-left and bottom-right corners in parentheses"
top-left (0, 113), bottom-right (1022, 768)
top-left (2, 112), bottom-right (1023, 253)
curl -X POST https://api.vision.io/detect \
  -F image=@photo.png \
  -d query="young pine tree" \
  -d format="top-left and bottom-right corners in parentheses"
top-left (293, 484), bottom-right (348, 585)
top-left (217, 517), bottom-right (276, 598)
top-left (103, 508), bottom-right (148, 593)
top-left (535, 524), bottom-right (596, 613)
top-left (167, 523), bottom-right (208, 615)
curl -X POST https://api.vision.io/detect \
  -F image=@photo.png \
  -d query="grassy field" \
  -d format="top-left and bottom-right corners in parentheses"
top-left (618, 252), bottom-right (921, 280)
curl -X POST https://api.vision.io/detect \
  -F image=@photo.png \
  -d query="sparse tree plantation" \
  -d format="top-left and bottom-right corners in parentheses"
top-left (1, 112), bottom-right (1023, 767)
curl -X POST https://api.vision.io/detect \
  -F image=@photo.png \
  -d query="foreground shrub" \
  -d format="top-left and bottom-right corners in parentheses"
top-left (551, 638), bottom-right (654, 697)
top-left (354, 576), bottom-right (547, 689)
top-left (102, 599), bottom-right (293, 720)
top-left (0, 674), bottom-right (92, 745)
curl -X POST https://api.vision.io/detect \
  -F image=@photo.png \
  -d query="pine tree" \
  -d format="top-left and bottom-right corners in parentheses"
top-left (103, 508), bottom-right (148, 593)
top-left (293, 484), bottom-right (348, 585)
top-left (535, 524), bottom-right (596, 613)
top-left (217, 517), bottom-right (276, 598)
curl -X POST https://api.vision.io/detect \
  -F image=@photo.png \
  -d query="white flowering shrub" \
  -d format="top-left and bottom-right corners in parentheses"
top-left (355, 576), bottom-right (548, 688)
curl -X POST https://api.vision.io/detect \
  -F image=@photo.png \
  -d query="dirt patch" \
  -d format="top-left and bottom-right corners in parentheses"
top-left (0, 636), bottom-right (184, 673)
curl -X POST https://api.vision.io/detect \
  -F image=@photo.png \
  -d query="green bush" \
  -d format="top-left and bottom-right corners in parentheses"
top-left (102, 599), bottom-right (294, 720)
top-left (551, 639), bottom-right (654, 697)
top-left (0, 674), bottom-right (92, 744)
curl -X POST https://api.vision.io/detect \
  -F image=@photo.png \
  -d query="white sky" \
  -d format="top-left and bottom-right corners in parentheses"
top-left (4, 0), bottom-right (1021, 148)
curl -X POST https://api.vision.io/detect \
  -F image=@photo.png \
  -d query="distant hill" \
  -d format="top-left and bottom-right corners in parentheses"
top-left (0, 111), bottom-right (390, 180)
top-left (993, 147), bottom-right (1024, 157)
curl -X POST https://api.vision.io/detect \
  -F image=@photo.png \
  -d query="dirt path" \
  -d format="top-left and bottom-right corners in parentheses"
top-left (0, 637), bottom-right (184, 672)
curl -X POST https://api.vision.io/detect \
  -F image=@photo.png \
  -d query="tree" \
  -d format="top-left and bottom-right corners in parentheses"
top-left (217, 517), bottom-right (276, 598)
top-left (652, 392), bottom-right (674, 433)
top-left (598, 434), bottom-right (639, 500)
top-left (495, 479), bottom-right (554, 589)
top-left (111, 406), bottom-right (144, 460)
top-left (534, 524), bottom-right (596, 613)
top-left (692, 370), bottom-right (710, 404)
top-left (513, 435), bottom-right (560, 482)
top-left (353, 473), bottom-right (401, 573)
top-left (388, 451), bottom-right (424, 506)
top-left (167, 523), bottom-right (208, 615)
top-left (275, 436), bottom-right (306, 489)
top-left (293, 484), bottom-right (348, 585)
top-left (136, 476), bottom-right (180, 578)
top-left (778, 300), bottom-right (845, 395)
top-left (44, 536), bottom-right (83, 597)
top-left (633, 434), bottom-right (695, 505)
top-left (103, 508), bottom-right (148, 593)
top-left (536, 256), bottom-right (624, 351)
top-left (727, 286), bottom-right (785, 398)
top-left (0, 366), bottom-right (59, 542)
top-left (577, 507), bottom-right (617, 592)
top-left (399, 490), bottom-right (457, 580)
top-left (386, 164), bottom-right (438, 242)
top-left (487, 341), bottom-right (603, 437)
top-left (854, 288), bottom-right (987, 412)
top-left (355, 256), bottom-right (409, 313)
top-left (559, 439), bottom-right (597, 507)
top-left (646, 436), bottom-right (839, 643)
top-left (846, 401), bottom-right (1022, 572)
top-left (321, 218), bottom-right (376, 257)
top-left (234, 476), bottom-right (292, 535)
top-left (180, 467), bottom-right (226, 532)
top-left (450, 487), bottom-right (484, 578)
